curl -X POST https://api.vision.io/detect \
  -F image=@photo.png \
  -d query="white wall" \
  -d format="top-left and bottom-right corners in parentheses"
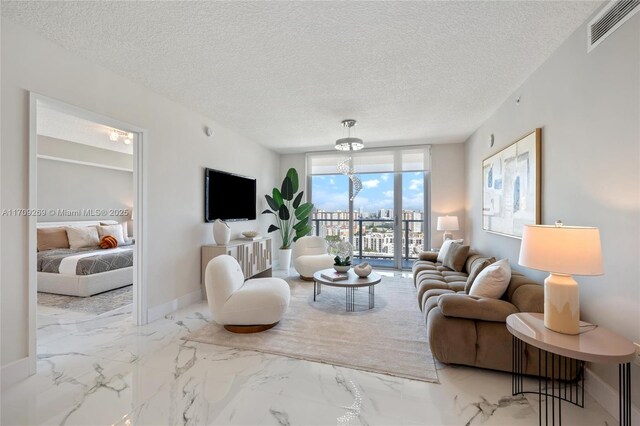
top-left (430, 143), bottom-right (465, 248)
top-left (37, 149), bottom-right (133, 224)
top-left (1, 20), bottom-right (280, 367)
top-left (464, 12), bottom-right (639, 406)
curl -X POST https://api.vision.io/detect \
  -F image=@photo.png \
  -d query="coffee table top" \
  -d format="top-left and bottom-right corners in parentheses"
top-left (313, 269), bottom-right (382, 288)
top-left (506, 313), bottom-right (635, 364)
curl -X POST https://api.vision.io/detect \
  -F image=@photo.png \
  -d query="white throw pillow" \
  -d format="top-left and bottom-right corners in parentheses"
top-left (469, 259), bottom-right (512, 299)
top-left (436, 238), bottom-right (464, 263)
top-left (66, 226), bottom-right (100, 249)
top-left (98, 224), bottom-right (126, 245)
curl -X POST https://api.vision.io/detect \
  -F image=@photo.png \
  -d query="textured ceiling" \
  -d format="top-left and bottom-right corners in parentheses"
top-left (38, 100), bottom-right (134, 154)
top-left (2, 1), bottom-right (601, 153)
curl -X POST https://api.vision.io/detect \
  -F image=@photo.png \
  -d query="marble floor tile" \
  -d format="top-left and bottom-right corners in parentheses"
top-left (3, 272), bottom-right (620, 426)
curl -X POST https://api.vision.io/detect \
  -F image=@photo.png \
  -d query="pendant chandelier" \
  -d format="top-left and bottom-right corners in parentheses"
top-left (334, 119), bottom-right (363, 200)
top-left (335, 119), bottom-right (364, 151)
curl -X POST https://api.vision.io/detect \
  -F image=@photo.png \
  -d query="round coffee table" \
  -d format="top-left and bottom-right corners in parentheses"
top-left (312, 269), bottom-right (382, 312)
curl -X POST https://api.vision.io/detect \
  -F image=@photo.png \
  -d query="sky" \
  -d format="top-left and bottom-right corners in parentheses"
top-left (311, 172), bottom-right (424, 213)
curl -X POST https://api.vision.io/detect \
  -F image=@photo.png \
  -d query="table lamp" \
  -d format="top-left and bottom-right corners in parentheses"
top-left (437, 216), bottom-right (459, 242)
top-left (518, 222), bottom-right (603, 335)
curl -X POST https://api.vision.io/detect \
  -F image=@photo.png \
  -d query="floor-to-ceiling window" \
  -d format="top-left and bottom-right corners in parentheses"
top-left (308, 147), bottom-right (430, 269)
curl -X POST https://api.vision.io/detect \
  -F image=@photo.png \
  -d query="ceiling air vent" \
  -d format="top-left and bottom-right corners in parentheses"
top-left (588, 0), bottom-right (640, 52)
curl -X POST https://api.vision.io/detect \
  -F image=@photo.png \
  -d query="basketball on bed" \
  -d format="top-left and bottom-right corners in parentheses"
top-left (99, 235), bottom-right (118, 249)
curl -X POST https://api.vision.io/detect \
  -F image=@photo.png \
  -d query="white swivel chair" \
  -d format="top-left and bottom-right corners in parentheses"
top-left (292, 236), bottom-right (334, 280)
top-left (205, 255), bottom-right (290, 333)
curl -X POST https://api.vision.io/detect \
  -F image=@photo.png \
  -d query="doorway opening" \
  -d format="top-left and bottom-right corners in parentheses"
top-left (28, 94), bottom-right (147, 373)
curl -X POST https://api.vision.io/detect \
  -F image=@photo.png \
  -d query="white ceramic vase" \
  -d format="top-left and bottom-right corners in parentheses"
top-left (354, 262), bottom-right (372, 277)
top-left (213, 219), bottom-right (231, 245)
top-left (278, 248), bottom-right (292, 273)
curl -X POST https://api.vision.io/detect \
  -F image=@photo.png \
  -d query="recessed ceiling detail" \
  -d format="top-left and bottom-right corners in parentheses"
top-left (3, 2), bottom-right (600, 153)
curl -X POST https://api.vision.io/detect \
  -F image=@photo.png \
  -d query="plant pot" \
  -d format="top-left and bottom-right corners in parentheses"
top-left (354, 262), bottom-right (372, 277)
top-left (278, 248), bottom-right (292, 273)
top-left (333, 265), bottom-right (350, 273)
top-left (213, 219), bottom-right (231, 245)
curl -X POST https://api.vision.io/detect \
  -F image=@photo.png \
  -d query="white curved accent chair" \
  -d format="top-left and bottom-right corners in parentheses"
top-left (292, 236), bottom-right (334, 280)
top-left (205, 255), bottom-right (290, 333)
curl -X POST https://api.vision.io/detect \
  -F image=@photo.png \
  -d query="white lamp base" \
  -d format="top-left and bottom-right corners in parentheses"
top-left (544, 273), bottom-right (580, 335)
top-left (442, 232), bottom-right (453, 242)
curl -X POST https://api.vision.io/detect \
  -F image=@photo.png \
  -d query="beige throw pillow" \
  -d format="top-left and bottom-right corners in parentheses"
top-left (436, 238), bottom-right (464, 263)
top-left (98, 224), bottom-right (126, 245)
top-left (37, 227), bottom-right (70, 251)
top-left (66, 226), bottom-right (100, 249)
top-left (464, 257), bottom-right (496, 294)
top-left (469, 258), bottom-right (512, 299)
top-left (442, 243), bottom-right (470, 272)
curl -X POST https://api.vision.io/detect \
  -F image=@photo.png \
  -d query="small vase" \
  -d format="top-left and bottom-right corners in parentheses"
top-left (334, 265), bottom-right (350, 273)
top-left (213, 219), bottom-right (231, 245)
top-left (278, 248), bottom-right (292, 273)
top-left (354, 262), bottom-right (372, 277)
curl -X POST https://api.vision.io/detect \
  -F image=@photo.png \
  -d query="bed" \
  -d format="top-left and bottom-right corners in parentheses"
top-left (37, 220), bottom-right (134, 297)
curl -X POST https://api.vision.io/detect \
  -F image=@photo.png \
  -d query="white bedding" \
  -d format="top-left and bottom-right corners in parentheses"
top-left (58, 247), bottom-right (131, 275)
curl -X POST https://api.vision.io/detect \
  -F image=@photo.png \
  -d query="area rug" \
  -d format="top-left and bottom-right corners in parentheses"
top-left (185, 274), bottom-right (439, 383)
top-left (37, 285), bottom-right (133, 315)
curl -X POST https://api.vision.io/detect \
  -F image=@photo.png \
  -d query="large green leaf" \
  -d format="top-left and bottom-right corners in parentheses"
top-left (267, 224), bottom-right (280, 233)
top-left (272, 188), bottom-right (284, 208)
top-left (286, 168), bottom-right (299, 193)
top-left (295, 224), bottom-right (312, 238)
top-left (265, 195), bottom-right (278, 211)
top-left (278, 205), bottom-right (290, 221)
top-left (281, 176), bottom-right (294, 200)
top-left (295, 202), bottom-right (313, 220)
top-left (292, 191), bottom-right (304, 209)
top-left (293, 217), bottom-right (308, 231)
top-left (261, 209), bottom-right (274, 215)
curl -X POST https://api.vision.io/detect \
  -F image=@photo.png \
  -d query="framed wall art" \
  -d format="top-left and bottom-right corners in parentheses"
top-left (482, 129), bottom-right (541, 238)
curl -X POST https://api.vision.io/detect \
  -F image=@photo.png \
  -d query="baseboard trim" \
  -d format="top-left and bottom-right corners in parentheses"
top-left (585, 367), bottom-right (640, 423)
top-left (147, 289), bottom-right (202, 323)
top-left (1, 357), bottom-right (31, 390)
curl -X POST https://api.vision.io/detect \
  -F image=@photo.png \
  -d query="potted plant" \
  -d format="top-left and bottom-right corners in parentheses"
top-left (333, 255), bottom-right (351, 272)
top-left (262, 168), bottom-right (313, 271)
top-left (330, 240), bottom-right (353, 272)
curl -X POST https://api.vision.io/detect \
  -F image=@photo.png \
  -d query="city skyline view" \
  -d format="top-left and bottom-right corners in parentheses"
top-left (311, 171), bottom-right (425, 215)
top-left (311, 171), bottom-right (426, 267)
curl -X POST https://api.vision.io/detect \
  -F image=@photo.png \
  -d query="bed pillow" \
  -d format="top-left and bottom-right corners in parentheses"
top-left (37, 227), bottom-right (70, 251)
top-left (66, 226), bottom-right (100, 249)
top-left (442, 242), bottom-right (470, 272)
top-left (98, 224), bottom-right (126, 245)
top-left (436, 238), bottom-right (464, 263)
top-left (469, 259), bottom-right (511, 299)
top-left (99, 235), bottom-right (119, 249)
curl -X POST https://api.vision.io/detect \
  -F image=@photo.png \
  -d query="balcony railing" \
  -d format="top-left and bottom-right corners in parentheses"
top-left (312, 217), bottom-right (425, 268)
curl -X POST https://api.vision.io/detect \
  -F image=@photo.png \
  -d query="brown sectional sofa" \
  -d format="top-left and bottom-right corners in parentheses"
top-left (413, 250), bottom-right (545, 375)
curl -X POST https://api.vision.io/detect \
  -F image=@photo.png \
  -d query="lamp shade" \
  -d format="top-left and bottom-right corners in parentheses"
top-left (437, 216), bottom-right (459, 232)
top-left (518, 224), bottom-right (603, 276)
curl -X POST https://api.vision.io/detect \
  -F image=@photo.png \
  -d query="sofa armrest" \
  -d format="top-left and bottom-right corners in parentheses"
top-left (418, 251), bottom-right (439, 262)
top-left (437, 294), bottom-right (519, 322)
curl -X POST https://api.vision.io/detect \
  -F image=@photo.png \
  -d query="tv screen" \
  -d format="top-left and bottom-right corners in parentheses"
top-left (205, 168), bottom-right (256, 222)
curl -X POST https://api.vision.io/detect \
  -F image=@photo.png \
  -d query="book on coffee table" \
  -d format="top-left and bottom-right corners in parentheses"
top-left (320, 271), bottom-right (349, 282)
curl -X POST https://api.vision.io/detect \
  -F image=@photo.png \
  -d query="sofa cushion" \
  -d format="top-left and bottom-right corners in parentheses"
top-left (418, 251), bottom-right (439, 262)
top-left (437, 294), bottom-right (519, 322)
top-left (464, 257), bottom-right (496, 294)
top-left (436, 239), bottom-right (463, 263)
top-left (443, 243), bottom-right (469, 272)
top-left (469, 259), bottom-right (511, 299)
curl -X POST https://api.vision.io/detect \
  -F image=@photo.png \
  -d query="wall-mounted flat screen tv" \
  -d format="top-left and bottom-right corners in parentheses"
top-left (204, 168), bottom-right (256, 222)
